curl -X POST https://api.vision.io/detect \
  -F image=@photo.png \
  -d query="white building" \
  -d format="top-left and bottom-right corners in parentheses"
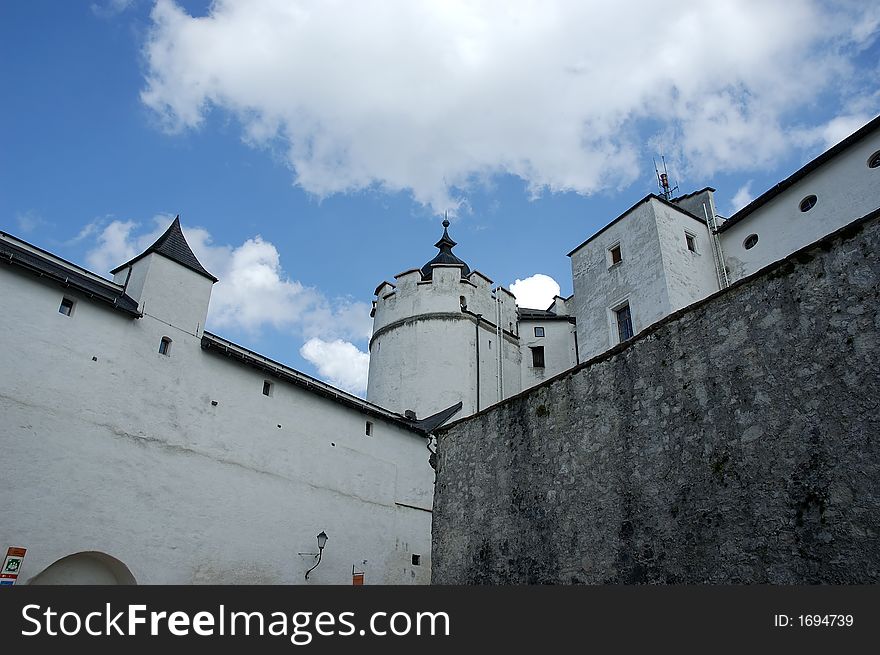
top-left (2, 114), bottom-right (877, 585)
top-left (717, 116), bottom-right (880, 282)
top-left (568, 189), bottom-right (722, 361)
top-left (367, 219), bottom-right (577, 419)
top-left (0, 219), bottom-right (450, 585)
top-left (569, 115), bottom-right (880, 362)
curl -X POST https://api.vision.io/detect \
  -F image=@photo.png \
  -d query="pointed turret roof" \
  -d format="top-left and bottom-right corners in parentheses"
top-left (420, 218), bottom-right (471, 280)
top-left (111, 216), bottom-right (218, 282)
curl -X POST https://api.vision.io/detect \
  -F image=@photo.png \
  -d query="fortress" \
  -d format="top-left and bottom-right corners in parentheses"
top-left (1, 115), bottom-right (878, 584)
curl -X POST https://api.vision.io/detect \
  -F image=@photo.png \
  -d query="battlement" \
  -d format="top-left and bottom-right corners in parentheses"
top-left (371, 264), bottom-right (518, 335)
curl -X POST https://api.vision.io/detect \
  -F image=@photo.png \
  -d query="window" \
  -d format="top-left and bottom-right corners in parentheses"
top-left (743, 234), bottom-right (759, 250)
top-left (868, 150), bottom-right (880, 168)
top-left (412, 554), bottom-right (421, 566)
top-left (615, 304), bottom-right (634, 343)
top-left (530, 346), bottom-right (545, 368)
top-left (58, 297), bottom-right (74, 316)
top-left (799, 195), bottom-right (817, 212)
top-left (534, 326), bottom-right (545, 338)
top-left (459, 295), bottom-right (467, 310)
top-left (262, 380), bottom-right (273, 396)
top-left (158, 337), bottom-right (172, 356)
top-left (365, 421), bottom-right (373, 436)
top-left (685, 233), bottom-right (697, 252)
top-left (609, 244), bottom-right (622, 266)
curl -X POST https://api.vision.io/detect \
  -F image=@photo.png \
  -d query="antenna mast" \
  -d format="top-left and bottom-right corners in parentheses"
top-left (653, 156), bottom-right (678, 201)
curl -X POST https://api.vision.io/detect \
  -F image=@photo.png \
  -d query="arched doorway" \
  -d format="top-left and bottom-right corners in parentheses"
top-left (28, 551), bottom-right (136, 585)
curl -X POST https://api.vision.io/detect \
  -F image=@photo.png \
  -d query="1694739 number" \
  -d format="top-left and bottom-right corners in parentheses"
top-left (800, 615), bottom-right (854, 627)
top-left (774, 614), bottom-right (854, 627)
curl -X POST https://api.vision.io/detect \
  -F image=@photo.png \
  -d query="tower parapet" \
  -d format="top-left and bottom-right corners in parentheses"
top-left (367, 221), bottom-right (520, 419)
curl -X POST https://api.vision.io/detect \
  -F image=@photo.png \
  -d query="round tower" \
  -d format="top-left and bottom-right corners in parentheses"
top-left (366, 220), bottom-right (521, 419)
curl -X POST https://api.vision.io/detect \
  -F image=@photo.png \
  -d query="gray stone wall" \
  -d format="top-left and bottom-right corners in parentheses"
top-left (432, 211), bottom-right (880, 584)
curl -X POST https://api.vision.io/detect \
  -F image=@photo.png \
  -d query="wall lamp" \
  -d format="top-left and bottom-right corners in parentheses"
top-left (304, 531), bottom-right (328, 580)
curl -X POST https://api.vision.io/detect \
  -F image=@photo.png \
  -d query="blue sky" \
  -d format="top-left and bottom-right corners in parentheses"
top-left (2, 0), bottom-right (878, 394)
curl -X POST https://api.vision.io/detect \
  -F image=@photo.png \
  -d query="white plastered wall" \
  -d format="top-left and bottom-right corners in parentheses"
top-left (720, 127), bottom-right (880, 282)
top-left (0, 263), bottom-right (433, 585)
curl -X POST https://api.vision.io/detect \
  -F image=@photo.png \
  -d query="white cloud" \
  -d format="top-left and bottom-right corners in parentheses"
top-left (300, 338), bottom-right (370, 395)
top-left (83, 216), bottom-right (372, 390)
top-left (815, 114), bottom-right (874, 150)
top-left (91, 0), bottom-right (135, 18)
top-left (86, 219), bottom-right (141, 273)
top-left (15, 210), bottom-right (46, 234)
top-left (730, 182), bottom-right (754, 214)
top-left (509, 274), bottom-right (561, 310)
top-left (140, 0), bottom-right (877, 211)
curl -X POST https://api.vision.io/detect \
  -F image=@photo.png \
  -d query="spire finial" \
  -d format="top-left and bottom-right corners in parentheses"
top-left (443, 211), bottom-right (449, 229)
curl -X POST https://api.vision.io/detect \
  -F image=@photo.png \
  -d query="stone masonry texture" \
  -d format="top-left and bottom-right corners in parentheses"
top-left (432, 211), bottom-right (880, 584)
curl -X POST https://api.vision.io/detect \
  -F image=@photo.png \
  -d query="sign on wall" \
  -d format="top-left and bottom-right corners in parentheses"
top-left (1, 547), bottom-right (27, 586)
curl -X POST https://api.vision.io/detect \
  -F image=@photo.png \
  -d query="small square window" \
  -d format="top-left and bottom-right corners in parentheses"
top-left (534, 326), bottom-right (545, 338)
top-left (412, 554), bottom-right (421, 566)
top-left (262, 380), bottom-right (273, 396)
top-left (158, 337), bottom-right (172, 356)
top-left (609, 244), bottom-right (622, 266)
top-left (365, 421), bottom-right (373, 436)
top-left (59, 297), bottom-right (74, 316)
top-left (685, 233), bottom-right (697, 252)
top-left (530, 346), bottom-right (545, 368)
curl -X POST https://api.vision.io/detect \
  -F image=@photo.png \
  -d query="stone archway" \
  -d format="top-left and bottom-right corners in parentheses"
top-left (28, 551), bottom-right (137, 585)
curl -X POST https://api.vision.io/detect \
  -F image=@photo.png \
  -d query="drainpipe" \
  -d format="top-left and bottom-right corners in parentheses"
top-left (475, 314), bottom-right (481, 412)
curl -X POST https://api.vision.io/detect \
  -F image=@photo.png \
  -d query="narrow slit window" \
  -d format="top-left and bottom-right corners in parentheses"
top-left (58, 297), bottom-right (74, 316)
top-left (615, 304), bottom-right (634, 343)
top-left (531, 346), bottom-right (545, 368)
top-left (158, 337), bottom-right (172, 356)
top-left (365, 421), bottom-right (373, 436)
top-left (262, 380), bottom-right (273, 396)
top-left (609, 244), bottom-right (622, 266)
top-left (685, 233), bottom-right (697, 252)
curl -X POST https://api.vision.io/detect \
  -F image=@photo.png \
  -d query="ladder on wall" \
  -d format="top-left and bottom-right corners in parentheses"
top-left (703, 203), bottom-right (730, 290)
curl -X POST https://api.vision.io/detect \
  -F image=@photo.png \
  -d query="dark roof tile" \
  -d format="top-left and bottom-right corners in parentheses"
top-left (0, 234), bottom-right (140, 317)
top-left (111, 216), bottom-right (217, 282)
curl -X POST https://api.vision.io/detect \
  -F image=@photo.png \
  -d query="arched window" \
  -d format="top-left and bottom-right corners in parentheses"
top-left (158, 336), bottom-right (172, 356)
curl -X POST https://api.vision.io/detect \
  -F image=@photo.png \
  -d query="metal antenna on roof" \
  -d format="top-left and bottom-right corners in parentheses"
top-left (654, 155), bottom-right (679, 201)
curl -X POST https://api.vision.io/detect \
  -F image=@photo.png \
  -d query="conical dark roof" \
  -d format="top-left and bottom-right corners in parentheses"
top-left (420, 219), bottom-right (471, 280)
top-left (111, 216), bottom-right (218, 282)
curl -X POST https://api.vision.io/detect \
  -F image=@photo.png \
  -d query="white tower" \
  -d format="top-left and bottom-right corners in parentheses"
top-left (366, 220), bottom-right (521, 419)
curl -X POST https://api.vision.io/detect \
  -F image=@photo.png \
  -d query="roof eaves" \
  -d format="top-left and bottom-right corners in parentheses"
top-left (719, 114), bottom-right (880, 233)
top-left (566, 194), bottom-right (704, 257)
top-left (200, 332), bottom-right (428, 436)
top-left (0, 237), bottom-right (141, 317)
